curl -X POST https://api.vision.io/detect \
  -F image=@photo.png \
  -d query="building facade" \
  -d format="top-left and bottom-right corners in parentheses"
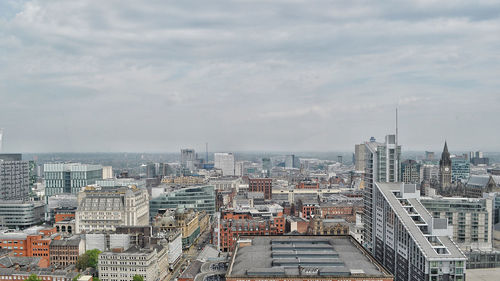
top-left (49, 236), bottom-right (85, 266)
top-left (371, 182), bottom-right (466, 281)
top-left (214, 153), bottom-right (235, 176)
top-left (75, 186), bottom-right (149, 233)
top-left (451, 157), bottom-right (470, 183)
top-left (439, 142), bottom-right (452, 191)
top-left (98, 246), bottom-right (160, 281)
top-left (248, 178), bottom-right (273, 199)
top-left (363, 134), bottom-right (401, 252)
top-left (0, 200), bottom-right (45, 228)
top-left (0, 154), bottom-right (30, 201)
top-left (150, 185), bottom-right (216, 217)
top-left (420, 197), bottom-right (493, 251)
top-left (401, 159), bottom-right (421, 184)
top-left (44, 163), bottom-right (103, 196)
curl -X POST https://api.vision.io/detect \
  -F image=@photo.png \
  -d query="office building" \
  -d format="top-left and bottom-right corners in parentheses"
top-left (98, 246), bottom-right (163, 281)
top-left (0, 200), bottom-right (45, 228)
top-left (401, 159), bottom-right (421, 184)
top-left (284, 154), bottom-right (300, 169)
top-left (371, 182), bottom-right (466, 281)
top-left (363, 134), bottom-right (401, 252)
top-left (154, 209), bottom-right (209, 249)
top-left (451, 157), bottom-right (470, 183)
top-left (0, 154), bottom-right (30, 201)
top-left (44, 163), bottom-right (103, 196)
top-left (181, 149), bottom-right (196, 171)
top-left (355, 144), bottom-right (366, 171)
top-left (262, 157), bottom-right (272, 177)
top-left (249, 178), bottom-right (273, 199)
top-left (226, 236), bottom-right (393, 281)
top-left (75, 185), bottom-right (149, 233)
top-left (150, 185), bottom-right (216, 217)
top-left (0, 226), bottom-right (59, 265)
top-left (214, 152), bottom-right (235, 176)
top-left (425, 151), bottom-right (435, 161)
top-left (420, 197), bottom-right (493, 251)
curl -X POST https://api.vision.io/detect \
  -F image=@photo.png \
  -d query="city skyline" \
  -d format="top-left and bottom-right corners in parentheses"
top-left (1, 1), bottom-right (499, 152)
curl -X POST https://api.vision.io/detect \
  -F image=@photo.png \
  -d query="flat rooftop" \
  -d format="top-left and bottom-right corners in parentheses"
top-left (227, 236), bottom-right (392, 279)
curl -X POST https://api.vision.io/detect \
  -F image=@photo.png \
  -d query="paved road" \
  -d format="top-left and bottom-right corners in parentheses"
top-left (165, 229), bottom-right (213, 281)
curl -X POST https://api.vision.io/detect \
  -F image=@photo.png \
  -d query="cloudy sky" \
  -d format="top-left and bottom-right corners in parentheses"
top-left (0, 0), bottom-right (499, 153)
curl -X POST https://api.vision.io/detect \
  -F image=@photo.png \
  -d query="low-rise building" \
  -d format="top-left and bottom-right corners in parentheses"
top-left (49, 236), bottom-right (85, 266)
top-left (226, 236), bottom-right (393, 281)
top-left (98, 246), bottom-right (160, 281)
top-left (75, 185), bottom-right (149, 233)
top-left (154, 209), bottom-right (207, 249)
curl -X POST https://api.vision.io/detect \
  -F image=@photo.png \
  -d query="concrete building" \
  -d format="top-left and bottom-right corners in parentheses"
top-left (354, 144), bottom-right (366, 172)
top-left (209, 177), bottom-right (242, 191)
top-left (370, 182), bottom-right (466, 281)
top-left (363, 135), bottom-right (401, 252)
top-left (75, 185), bottom-right (149, 233)
top-left (98, 246), bottom-right (161, 281)
top-left (44, 163), bottom-right (103, 196)
top-left (181, 148), bottom-right (196, 172)
top-left (49, 236), bottom-right (85, 266)
top-left (401, 159), bottom-right (421, 184)
top-left (0, 200), bottom-right (45, 229)
top-left (214, 152), bottom-right (235, 176)
top-left (0, 154), bottom-right (30, 201)
top-left (154, 209), bottom-right (209, 249)
top-left (451, 157), bottom-right (470, 183)
top-left (284, 154), bottom-right (300, 169)
top-left (420, 196), bottom-right (493, 251)
top-left (102, 166), bottom-right (113, 179)
top-left (226, 236), bottom-right (393, 281)
top-left (150, 185), bottom-right (216, 217)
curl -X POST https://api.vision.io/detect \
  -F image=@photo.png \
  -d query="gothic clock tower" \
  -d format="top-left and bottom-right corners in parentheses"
top-left (439, 141), bottom-right (452, 191)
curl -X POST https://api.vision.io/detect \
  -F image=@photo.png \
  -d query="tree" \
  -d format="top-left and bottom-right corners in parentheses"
top-left (26, 275), bottom-right (42, 281)
top-left (76, 249), bottom-right (101, 270)
top-left (133, 275), bottom-right (144, 281)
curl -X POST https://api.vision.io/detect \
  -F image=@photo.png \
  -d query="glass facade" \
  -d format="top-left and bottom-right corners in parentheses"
top-left (44, 163), bottom-right (102, 196)
top-left (149, 185), bottom-right (216, 218)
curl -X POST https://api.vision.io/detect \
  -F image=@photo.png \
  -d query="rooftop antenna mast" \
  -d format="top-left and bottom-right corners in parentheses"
top-left (205, 142), bottom-right (209, 163)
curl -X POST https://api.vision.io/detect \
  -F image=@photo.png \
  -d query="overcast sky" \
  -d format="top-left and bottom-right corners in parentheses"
top-left (0, 0), bottom-right (499, 153)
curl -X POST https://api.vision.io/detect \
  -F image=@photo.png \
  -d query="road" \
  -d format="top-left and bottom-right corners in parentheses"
top-left (164, 229), bottom-right (213, 281)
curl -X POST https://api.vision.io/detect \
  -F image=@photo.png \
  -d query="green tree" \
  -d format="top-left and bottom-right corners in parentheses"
top-left (26, 275), bottom-right (42, 281)
top-left (76, 249), bottom-right (101, 270)
top-left (133, 275), bottom-right (144, 281)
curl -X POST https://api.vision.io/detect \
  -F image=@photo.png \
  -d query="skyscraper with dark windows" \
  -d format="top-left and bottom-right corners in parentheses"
top-left (0, 153), bottom-right (30, 201)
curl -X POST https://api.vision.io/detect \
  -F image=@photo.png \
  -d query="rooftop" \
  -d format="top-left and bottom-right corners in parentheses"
top-left (227, 236), bottom-right (391, 279)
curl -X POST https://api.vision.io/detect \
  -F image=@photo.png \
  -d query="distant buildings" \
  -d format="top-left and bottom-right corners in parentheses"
top-left (469, 151), bottom-right (489, 165)
top-left (284, 154), bottom-right (300, 169)
top-left (451, 156), bottom-right (470, 183)
top-left (401, 159), bottom-right (421, 184)
top-left (214, 152), bottom-right (235, 176)
top-left (75, 185), bottom-right (149, 233)
top-left (102, 166), bottom-right (113, 179)
top-left (181, 148), bottom-right (196, 172)
top-left (0, 153), bottom-right (30, 201)
top-left (149, 185), bottom-right (216, 217)
top-left (44, 163), bottom-right (103, 196)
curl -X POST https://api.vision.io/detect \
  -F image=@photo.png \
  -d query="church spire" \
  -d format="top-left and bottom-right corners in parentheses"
top-left (443, 141), bottom-right (449, 154)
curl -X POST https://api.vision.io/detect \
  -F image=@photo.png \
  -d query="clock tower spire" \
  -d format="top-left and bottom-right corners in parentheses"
top-left (439, 141), bottom-right (452, 192)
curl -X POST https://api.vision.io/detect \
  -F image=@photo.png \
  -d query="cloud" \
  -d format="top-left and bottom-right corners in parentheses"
top-left (0, 0), bottom-right (499, 152)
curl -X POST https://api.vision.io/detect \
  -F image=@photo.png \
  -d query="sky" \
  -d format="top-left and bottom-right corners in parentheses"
top-left (0, 0), bottom-right (499, 153)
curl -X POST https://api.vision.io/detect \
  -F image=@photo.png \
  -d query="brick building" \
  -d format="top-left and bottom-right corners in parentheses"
top-left (0, 226), bottom-right (59, 266)
top-left (248, 178), bottom-right (272, 199)
top-left (296, 181), bottom-right (319, 189)
top-left (49, 236), bottom-right (85, 266)
top-left (54, 207), bottom-right (76, 223)
top-left (219, 209), bottom-right (284, 252)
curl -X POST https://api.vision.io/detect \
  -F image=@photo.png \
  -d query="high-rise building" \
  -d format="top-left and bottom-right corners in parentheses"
top-left (370, 182), bottom-right (466, 281)
top-left (75, 185), bottom-right (149, 233)
top-left (102, 166), bottom-right (113, 179)
top-left (0, 153), bottom-right (30, 201)
top-left (284, 154), bottom-right (300, 169)
top-left (249, 178), bottom-right (273, 199)
top-left (425, 151), bottom-right (435, 161)
top-left (401, 159), bottom-right (421, 184)
top-left (451, 157), bottom-right (470, 183)
top-left (214, 152), bottom-right (235, 176)
top-left (354, 144), bottom-right (366, 171)
top-left (181, 149), bottom-right (196, 171)
top-left (362, 134), bottom-right (401, 252)
top-left (439, 142), bottom-right (452, 191)
top-left (44, 163), bottom-right (103, 196)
